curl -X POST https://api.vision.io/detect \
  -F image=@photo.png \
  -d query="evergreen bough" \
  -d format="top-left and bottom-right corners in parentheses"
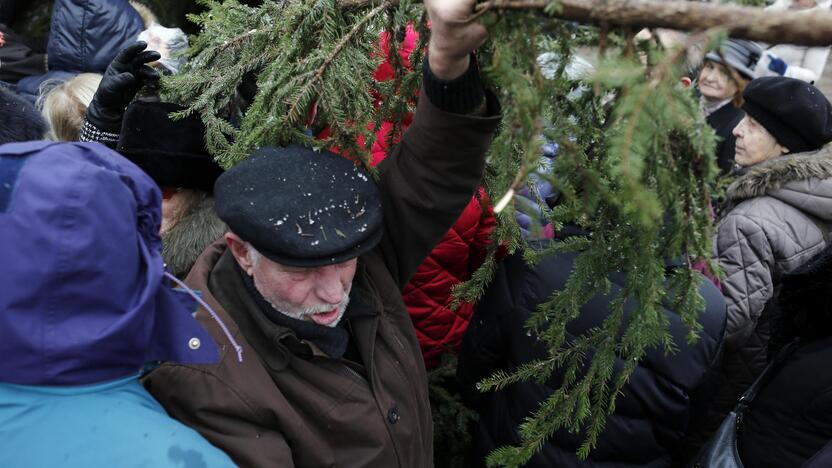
top-left (163, 0), bottom-right (723, 465)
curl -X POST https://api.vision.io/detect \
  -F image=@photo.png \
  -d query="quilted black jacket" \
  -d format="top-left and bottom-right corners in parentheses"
top-left (459, 240), bottom-right (727, 467)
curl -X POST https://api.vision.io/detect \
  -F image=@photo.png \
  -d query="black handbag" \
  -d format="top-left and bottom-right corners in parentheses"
top-left (690, 340), bottom-right (799, 468)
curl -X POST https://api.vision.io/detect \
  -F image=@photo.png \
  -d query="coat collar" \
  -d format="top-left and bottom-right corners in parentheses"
top-left (161, 194), bottom-right (227, 278)
top-left (706, 101), bottom-right (742, 128)
top-left (726, 143), bottom-right (832, 203)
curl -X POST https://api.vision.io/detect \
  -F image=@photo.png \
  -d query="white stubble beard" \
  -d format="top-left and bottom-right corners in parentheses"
top-left (263, 289), bottom-right (351, 328)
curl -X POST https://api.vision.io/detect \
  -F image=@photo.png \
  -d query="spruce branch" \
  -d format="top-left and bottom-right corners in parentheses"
top-left (493, 115), bottom-right (544, 214)
top-left (217, 28), bottom-right (260, 53)
top-left (613, 29), bottom-right (717, 224)
top-left (466, 14), bottom-right (718, 465)
top-left (285, 3), bottom-right (388, 126)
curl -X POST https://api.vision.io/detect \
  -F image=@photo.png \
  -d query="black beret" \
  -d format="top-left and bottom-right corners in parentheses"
top-left (742, 77), bottom-right (832, 154)
top-left (117, 101), bottom-right (224, 192)
top-left (214, 145), bottom-right (383, 267)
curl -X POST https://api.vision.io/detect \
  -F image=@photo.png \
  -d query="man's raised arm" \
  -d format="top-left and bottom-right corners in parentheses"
top-left (376, 0), bottom-right (502, 289)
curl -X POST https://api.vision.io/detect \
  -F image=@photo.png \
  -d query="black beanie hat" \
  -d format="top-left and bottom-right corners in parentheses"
top-left (117, 101), bottom-right (223, 192)
top-left (742, 77), bottom-right (832, 154)
top-left (0, 87), bottom-right (47, 144)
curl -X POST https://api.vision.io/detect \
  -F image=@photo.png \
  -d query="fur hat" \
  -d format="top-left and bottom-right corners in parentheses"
top-left (0, 87), bottom-right (47, 144)
top-left (742, 77), bottom-right (832, 154)
top-left (117, 101), bottom-right (223, 192)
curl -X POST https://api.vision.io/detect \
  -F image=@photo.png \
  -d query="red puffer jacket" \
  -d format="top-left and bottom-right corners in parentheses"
top-left (324, 25), bottom-right (497, 369)
top-left (402, 188), bottom-right (496, 368)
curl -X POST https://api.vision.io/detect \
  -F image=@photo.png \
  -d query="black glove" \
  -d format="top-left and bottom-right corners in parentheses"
top-left (86, 41), bottom-right (161, 132)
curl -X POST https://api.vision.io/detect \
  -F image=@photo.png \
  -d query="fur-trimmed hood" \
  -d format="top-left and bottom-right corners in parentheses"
top-left (726, 144), bottom-right (832, 221)
top-left (162, 195), bottom-right (227, 278)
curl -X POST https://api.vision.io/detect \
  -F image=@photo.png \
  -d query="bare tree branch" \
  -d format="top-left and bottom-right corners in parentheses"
top-left (339, 0), bottom-right (832, 47)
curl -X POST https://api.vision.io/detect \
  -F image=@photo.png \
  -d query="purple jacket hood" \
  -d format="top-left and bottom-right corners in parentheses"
top-left (0, 141), bottom-right (218, 386)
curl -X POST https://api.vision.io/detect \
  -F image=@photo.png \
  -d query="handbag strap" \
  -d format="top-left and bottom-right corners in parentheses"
top-left (735, 338), bottom-right (800, 426)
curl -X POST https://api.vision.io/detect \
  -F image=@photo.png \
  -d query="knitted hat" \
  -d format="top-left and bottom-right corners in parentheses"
top-left (705, 39), bottom-right (763, 80)
top-left (0, 87), bottom-right (47, 143)
top-left (117, 101), bottom-right (223, 192)
top-left (742, 76), bottom-right (832, 153)
top-left (214, 145), bottom-right (383, 267)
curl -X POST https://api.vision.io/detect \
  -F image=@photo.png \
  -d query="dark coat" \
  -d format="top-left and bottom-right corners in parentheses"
top-left (46, 0), bottom-right (144, 73)
top-left (706, 102), bottom-right (744, 174)
top-left (458, 241), bottom-right (727, 467)
top-left (738, 337), bottom-right (832, 467)
top-left (804, 441), bottom-right (832, 468)
top-left (738, 244), bottom-right (832, 467)
top-left (16, 0), bottom-right (144, 100)
top-left (0, 23), bottom-right (47, 84)
top-left (143, 92), bottom-right (501, 467)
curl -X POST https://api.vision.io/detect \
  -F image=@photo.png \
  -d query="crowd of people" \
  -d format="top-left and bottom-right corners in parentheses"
top-left (1, 0), bottom-right (832, 467)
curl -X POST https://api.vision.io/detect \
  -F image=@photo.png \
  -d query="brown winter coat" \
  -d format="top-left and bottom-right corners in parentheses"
top-left (143, 92), bottom-right (501, 468)
top-left (714, 144), bottom-right (832, 400)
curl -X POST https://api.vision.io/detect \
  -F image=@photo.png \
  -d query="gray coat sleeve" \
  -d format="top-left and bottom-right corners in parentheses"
top-left (715, 212), bottom-right (775, 350)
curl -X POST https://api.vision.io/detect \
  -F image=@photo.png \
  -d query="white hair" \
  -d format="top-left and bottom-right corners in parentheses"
top-left (37, 73), bottom-right (102, 141)
top-left (246, 242), bottom-right (262, 268)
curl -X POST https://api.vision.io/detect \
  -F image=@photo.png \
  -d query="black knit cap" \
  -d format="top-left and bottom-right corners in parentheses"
top-left (742, 77), bottom-right (832, 154)
top-left (214, 145), bottom-right (383, 267)
top-left (117, 101), bottom-right (224, 192)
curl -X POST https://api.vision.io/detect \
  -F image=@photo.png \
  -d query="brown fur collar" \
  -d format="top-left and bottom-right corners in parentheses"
top-left (162, 195), bottom-right (228, 278)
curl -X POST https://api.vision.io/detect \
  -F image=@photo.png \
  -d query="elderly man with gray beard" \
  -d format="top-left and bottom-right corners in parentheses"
top-left (142, 1), bottom-right (501, 466)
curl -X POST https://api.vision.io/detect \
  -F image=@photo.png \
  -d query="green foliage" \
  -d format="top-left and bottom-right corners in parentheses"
top-left (163, 0), bottom-right (424, 172)
top-left (166, 1), bottom-right (721, 465)
top-left (456, 18), bottom-right (720, 467)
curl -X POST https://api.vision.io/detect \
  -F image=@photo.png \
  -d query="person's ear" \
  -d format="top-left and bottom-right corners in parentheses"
top-left (225, 232), bottom-right (254, 276)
